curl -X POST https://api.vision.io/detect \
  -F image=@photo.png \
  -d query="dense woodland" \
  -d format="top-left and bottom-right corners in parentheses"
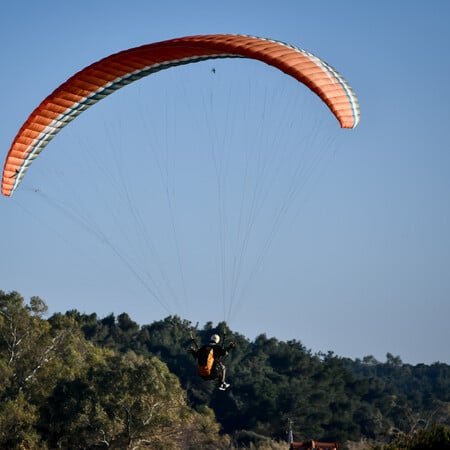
top-left (1, 291), bottom-right (450, 449)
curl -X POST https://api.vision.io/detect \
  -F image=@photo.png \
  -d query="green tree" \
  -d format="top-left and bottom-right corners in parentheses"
top-left (40, 348), bottom-right (226, 449)
top-left (0, 392), bottom-right (41, 449)
top-left (0, 292), bottom-right (74, 448)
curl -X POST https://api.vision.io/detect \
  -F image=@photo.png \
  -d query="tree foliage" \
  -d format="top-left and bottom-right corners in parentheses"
top-left (0, 292), bottom-right (228, 449)
top-left (72, 311), bottom-right (450, 447)
top-left (1, 290), bottom-right (450, 449)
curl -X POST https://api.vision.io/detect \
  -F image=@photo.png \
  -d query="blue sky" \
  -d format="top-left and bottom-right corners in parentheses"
top-left (1, 1), bottom-right (449, 365)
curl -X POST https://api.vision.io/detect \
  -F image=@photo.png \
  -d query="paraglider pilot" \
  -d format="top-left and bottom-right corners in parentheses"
top-left (189, 333), bottom-right (235, 390)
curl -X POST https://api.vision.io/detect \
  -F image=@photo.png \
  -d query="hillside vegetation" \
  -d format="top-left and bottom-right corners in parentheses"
top-left (1, 291), bottom-right (449, 449)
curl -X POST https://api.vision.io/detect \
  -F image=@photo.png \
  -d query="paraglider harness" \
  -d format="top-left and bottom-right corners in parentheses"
top-left (189, 327), bottom-right (231, 380)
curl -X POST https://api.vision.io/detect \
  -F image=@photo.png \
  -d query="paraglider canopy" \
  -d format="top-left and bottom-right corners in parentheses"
top-left (2, 34), bottom-right (359, 197)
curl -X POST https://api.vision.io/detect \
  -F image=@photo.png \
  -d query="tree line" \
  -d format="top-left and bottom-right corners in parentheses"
top-left (1, 290), bottom-right (449, 449)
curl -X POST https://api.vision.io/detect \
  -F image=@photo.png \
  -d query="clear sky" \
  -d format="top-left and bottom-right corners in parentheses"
top-left (1, 1), bottom-right (449, 365)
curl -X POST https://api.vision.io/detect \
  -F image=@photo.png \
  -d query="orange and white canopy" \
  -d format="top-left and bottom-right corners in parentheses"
top-left (2, 34), bottom-right (360, 196)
